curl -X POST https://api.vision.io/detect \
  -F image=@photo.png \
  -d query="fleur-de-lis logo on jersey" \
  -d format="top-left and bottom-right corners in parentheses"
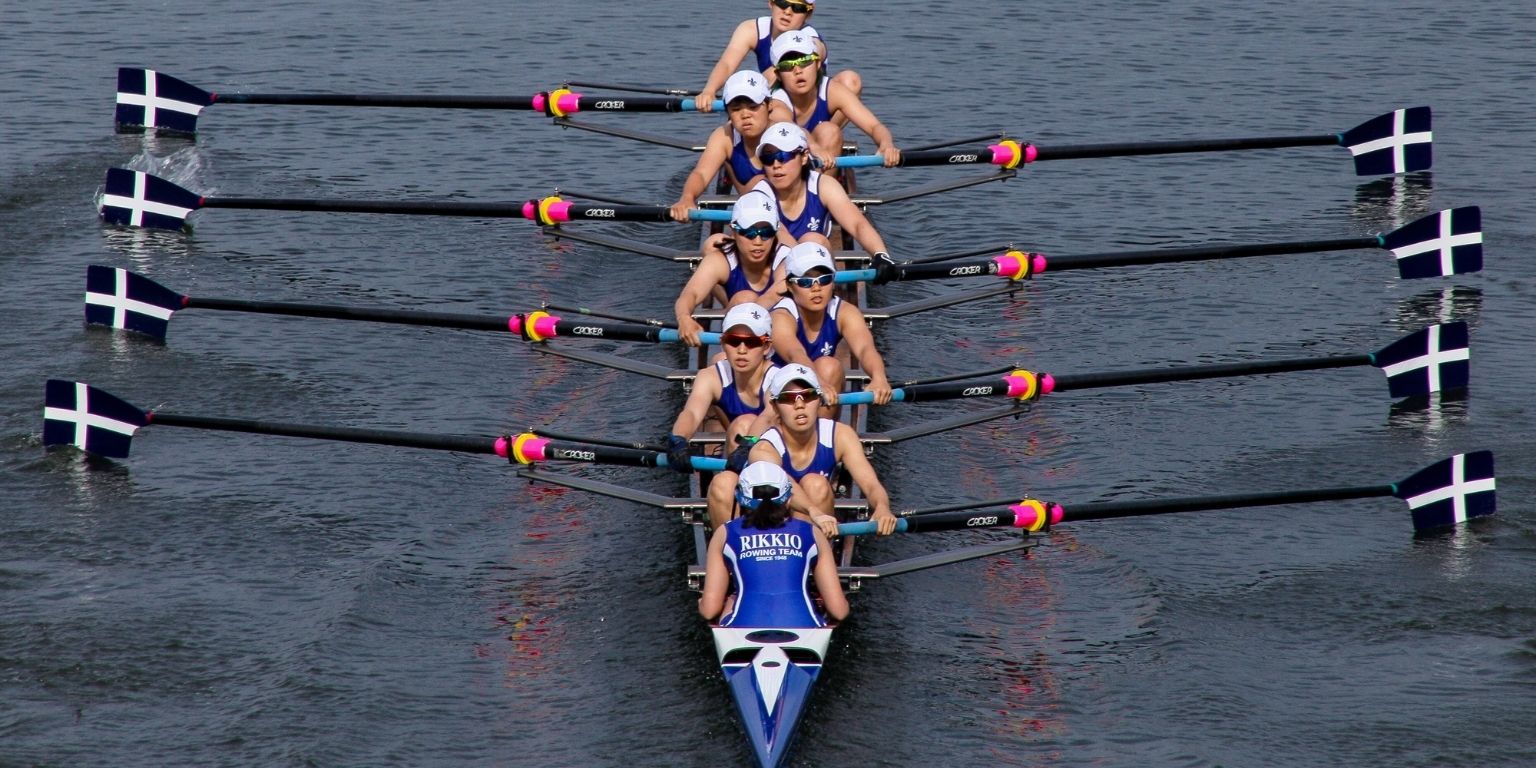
top-left (807, 216), bottom-right (821, 233)
top-left (819, 341), bottom-right (834, 357)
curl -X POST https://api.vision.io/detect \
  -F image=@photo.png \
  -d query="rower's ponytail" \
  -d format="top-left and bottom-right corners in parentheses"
top-left (742, 495), bottom-right (793, 531)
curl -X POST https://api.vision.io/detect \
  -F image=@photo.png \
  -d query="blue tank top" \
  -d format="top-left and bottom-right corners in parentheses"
top-left (759, 419), bottom-right (838, 482)
top-left (722, 241), bottom-right (789, 298)
top-left (752, 173), bottom-right (833, 241)
top-left (770, 295), bottom-right (843, 363)
top-left (753, 19), bottom-right (825, 74)
top-left (727, 128), bottom-right (762, 188)
top-left (771, 78), bottom-right (833, 135)
top-left (721, 516), bottom-right (823, 628)
top-left (714, 360), bottom-right (778, 421)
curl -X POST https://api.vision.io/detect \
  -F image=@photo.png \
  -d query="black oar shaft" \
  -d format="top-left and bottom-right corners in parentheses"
top-left (1063, 484), bottom-right (1393, 521)
top-left (558, 203), bottom-right (675, 222)
top-left (898, 378), bottom-right (1015, 402)
top-left (534, 439), bottom-right (663, 467)
top-left (213, 93), bottom-right (538, 109)
top-left (202, 197), bottom-right (526, 218)
top-left (1031, 133), bottom-right (1339, 162)
top-left (1049, 353), bottom-right (1372, 391)
top-left (896, 147), bottom-right (1006, 167)
top-left (146, 412), bottom-right (500, 454)
top-left (887, 258), bottom-right (1009, 282)
top-left (1045, 237), bottom-right (1379, 272)
top-left (187, 297), bottom-right (511, 332)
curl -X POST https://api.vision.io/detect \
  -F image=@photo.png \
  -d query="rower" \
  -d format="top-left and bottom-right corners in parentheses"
top-left (666, 303), bottom-right (780, 466)
top-left (669, 71), bottom-right (775, 223)
top-left (750, 121), bottom-right (891, 259)
top-left (706, 364), bottom-right (898, 535)
top-left (699, 460), bottom-right (849, 627)
top-left (693, 0), bottom-right (863, 115)
top-left (771, 242), bottom-right (892, 411)
top-left (672, 190), bottom-right (792, 345)
top-left (765, 32), bottom-right (898, 170)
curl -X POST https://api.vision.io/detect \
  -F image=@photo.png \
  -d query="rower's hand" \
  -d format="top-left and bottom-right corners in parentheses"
top-left (814, 150), bottom-right (838, 171)
top-left (695, 90), bottom-right (716, 113)
top-left (871, 507), bottom-right (899, 536)
top-left (813, 513), bottom-right (840, 538)
top-left (676, 315), bottom-right (705, 347)
top-left (865, 377), bottom-right (893, 405)
top-left (668, 199), bottom-right (696, 223)
top-left (819, 389), bottom-right (840, 408)
top-left (878, 144), bottom-right (901, 168)
top-left (665, 434), bottom-right (695, 474)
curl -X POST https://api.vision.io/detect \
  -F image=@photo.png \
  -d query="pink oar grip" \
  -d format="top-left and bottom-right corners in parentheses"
top-left (988, 142), bottom-right (1016, 167)
top-left (513, 436), bottom-right (550, 463)
top-left (531, 93), bottom-right (548, 113)
top-left (555, 93), bottom-right (582, 115)
top-left (494, 436), bottom-right (511, 458)
top-left (533, 315), bottom-right (559, 338)
top-left (1008, 502), bottom-right (1065, 528)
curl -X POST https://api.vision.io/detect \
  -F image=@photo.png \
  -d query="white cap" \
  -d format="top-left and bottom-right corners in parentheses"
top-left (722, 303), bottom-right (772, 337)
top-left (761, 122), bottom-right (808, 153)
top-left (730, 190), bottom-right (779, 230)
top-left (767, 363), bottom-right (821, 397)
top-left (722, 70), bottom-right (771, 105)
top-left (738, 461), bottom-right (792, 504)
top-left (769, 31), bottom-right (820, 64)
top-left (784, 242), bottom-right (835, 277)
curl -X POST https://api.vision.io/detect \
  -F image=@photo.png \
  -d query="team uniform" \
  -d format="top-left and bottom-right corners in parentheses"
top-left (718, 516), bottom-right (825, 628)
top-left (721, 240), bottom-right (791, 299)
top-left (726, 128), bottom-right (764, 188)
top-left (752, 172), bottom-right (834, 240)
top-left (771, 78), bottom-right (834, 135)
top-left (753, 19), bottom-right (822, 73)
top-left (713, 359), bottom-right (781, 422)
top-left (758, 418), bottom-right (839, 482)
top-left (770, 294), bottom-right (843, 363)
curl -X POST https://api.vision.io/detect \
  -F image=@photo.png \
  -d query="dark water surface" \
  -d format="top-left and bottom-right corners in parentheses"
top-left (3, 1), bottom-right (1533, 766)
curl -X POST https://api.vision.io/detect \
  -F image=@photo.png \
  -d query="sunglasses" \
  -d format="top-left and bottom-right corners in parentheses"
top-left (758, 148), bottom-right (803, 166)
top-left (732, 223), bottom-right (777, 241)
top-left (771, 0), bottom-right (813, 13)
top-left (789, 273), bottom-right (834, 288)
top-left (721, 333), bottom-right (769, 349)
top-left (774, 53), bottom-right (820, 72)
top-left (773, 387), bottom-right (819, 405)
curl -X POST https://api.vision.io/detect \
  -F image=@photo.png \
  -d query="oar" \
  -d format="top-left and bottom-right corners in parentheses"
top-left (835, 207), bottom-right (1482, 284)
top-left (837, 451), bottom-right (1494, 536)
top-left (40, 380), bottom-right (724, 472)
top-left (831, 107), bottom-right (1432, 177)
top-left (96, 169), bottom-right (730, 231)
top-left (113, 68), bottom-right (723, 136)
top-left (81, 265), bottom-right (719, 345)
top-left (838, 323), bottom-right (1470, 405)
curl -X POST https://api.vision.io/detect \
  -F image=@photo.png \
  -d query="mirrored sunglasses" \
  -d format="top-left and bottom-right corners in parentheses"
top-left (789, 273), bottom-right (834, 288)
top-left (732, 223), bottom-right (777, 240)
top-left (721, 333), bottom-right (768, 349)
top-left (774, 53), bottom-right (820, 72)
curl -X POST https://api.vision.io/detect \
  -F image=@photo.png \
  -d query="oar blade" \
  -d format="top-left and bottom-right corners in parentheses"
top-left (1371, 322), bottom-right (1469, 398)
top-left (42, 380), bottom-right (149, 459)
top-left (99, 169), bottom-right (201, 230)
top-left (1383, 206), bottom-right (1483, 279)
top-left (1394, 451), bottom-right (1496, 531)
top-left (115, 68), bottom-right (212, 136)
top-left (1341, 107), bottom-right (1432, 176)
top-left (85, 265), bottom-right (185, 339)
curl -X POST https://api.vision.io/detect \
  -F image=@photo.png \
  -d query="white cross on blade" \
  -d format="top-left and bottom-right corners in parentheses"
top-left (42, 383), bottom-right (142, 449)
top-left (86, 268), bottom-right (176, 328)
top-left (99, 171), bottom-right (196, 227)
top-left (1404, 454), bottom-right (1496, 523)
top-left (115, 70), bottom-right (205, 126)
top-left (1390, 209), bottom-right (1482, 275)
top-left (1347, 108), bottom-right (1432, 173)
top-left (1378, 325), bottom-right (1468, 392)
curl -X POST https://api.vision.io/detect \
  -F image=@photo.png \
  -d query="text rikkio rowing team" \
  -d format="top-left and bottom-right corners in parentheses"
top-left (663, 1), bottom-right (906, 630)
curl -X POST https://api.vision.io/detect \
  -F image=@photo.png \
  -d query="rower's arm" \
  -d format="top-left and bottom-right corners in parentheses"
top-left (839, 304), bottom-right (890, 389)
top-left (830, 81), bottom-right (897, 156)
top-left (698, 20), bottom-right (761, 108)
top-left (674, 245), bottom-right (732, 345)
top-left (835, 423), bottom-right (897, 533)
top-left (811, 527), bottom-right (850, 621)
top-left (670, 367), bottom-right (723, 439)
top-left (698, 526), bottom-right (731, 620)
top-left (671, 129), bottom-right (733, 220)
top-left (770, 306), bottom-right (815, 367)
top-left (820, 177), bottom-right (889, 256)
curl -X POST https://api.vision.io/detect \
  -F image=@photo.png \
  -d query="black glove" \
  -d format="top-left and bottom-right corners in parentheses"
top-left (665, 434), bottom-right (693, 474)
top-left (727, 437), bottom-right (756, 473)
top-left (872, 251), bottom-right (898, 285)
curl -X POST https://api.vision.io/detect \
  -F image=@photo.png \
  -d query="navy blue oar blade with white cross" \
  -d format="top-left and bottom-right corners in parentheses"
top-left (114, 67), bottom-right (721, 137)
top-left (833, 107), bottom-right (1433, 177)
top-left (838, 451), bottom-right (1495, 536)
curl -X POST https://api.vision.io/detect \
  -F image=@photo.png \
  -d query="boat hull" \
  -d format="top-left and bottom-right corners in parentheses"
top-left (713, 626), bottom-right (834, 768)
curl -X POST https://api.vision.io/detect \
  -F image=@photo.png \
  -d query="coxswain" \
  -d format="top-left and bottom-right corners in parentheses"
top-left (669, 72), bottom-right (776, 223)
top-left (771, 243), bottom-right (892, 409)
top-left (693, 0), bottom-right (863, 115)
top-left (706, 365), bottom-right (898, 535)
top-left (672, 190), bottom-right (791, 345)
top-left (765, 32), bottom-right (898, 169)
top-left (699, 460), bottom-right (850, 627)
top-left (666, 303), bottom-right (780, 467)
top-left (750, 122), bottom-right (890, 258)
